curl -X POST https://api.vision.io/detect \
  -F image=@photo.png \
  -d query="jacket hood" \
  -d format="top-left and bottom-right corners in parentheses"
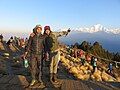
top-left (33, 28), bottom-right (37, 34)
top-left (33, 25), bottom-right (42, 34)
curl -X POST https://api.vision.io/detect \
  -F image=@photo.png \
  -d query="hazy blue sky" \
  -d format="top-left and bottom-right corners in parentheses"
top-left (0, 0), bottom-right (120, 33)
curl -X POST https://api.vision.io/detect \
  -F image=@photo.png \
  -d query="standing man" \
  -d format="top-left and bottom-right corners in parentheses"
top-left (0, 34), bottom-right (3, 42)
top-left (92, 57), bottom-right (97, 73)
top-left (43, 26), bottom-right (71, 84)
top-left (23, 25), bottom-right (45, 88)
top-left (107, 62), bottom-right (113, 74)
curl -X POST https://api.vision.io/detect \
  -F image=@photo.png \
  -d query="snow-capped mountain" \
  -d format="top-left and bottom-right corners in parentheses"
top-left (73, 24), bottom-right (120, 35)
top-left (59, 24), bottom-right (120, 52)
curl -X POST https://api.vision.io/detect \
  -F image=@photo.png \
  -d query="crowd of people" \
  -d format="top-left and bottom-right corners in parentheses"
top-left (66, 45), bottom-right (116, 74)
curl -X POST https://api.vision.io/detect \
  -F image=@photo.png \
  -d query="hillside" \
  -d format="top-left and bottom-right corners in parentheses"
top-left (0, 39), bottom-right (120, 90)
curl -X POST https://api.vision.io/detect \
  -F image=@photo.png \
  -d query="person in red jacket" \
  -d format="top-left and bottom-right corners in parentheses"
top-left (85, 53), bottom-right (91, 63)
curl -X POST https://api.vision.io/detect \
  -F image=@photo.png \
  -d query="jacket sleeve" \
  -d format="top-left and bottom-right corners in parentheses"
top-left (43, 37), bottom-right (46, 53)
top-left (53, 31), bottom-right (68, 37)
top-left (25, 36), bottom-right (32, 52)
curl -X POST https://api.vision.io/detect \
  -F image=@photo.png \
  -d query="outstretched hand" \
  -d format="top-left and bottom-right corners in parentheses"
top-left (67, 28), bottom-right (71, 32)
top-left (65, 28), bottom-right (71, 36)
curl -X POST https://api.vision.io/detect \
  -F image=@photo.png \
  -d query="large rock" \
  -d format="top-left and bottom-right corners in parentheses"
top-left (9, 75), bottom-right (29, 87)
top-left (61, 80), bottom-right (89, 90)
top-left (0, 59), bottom-right (7, 74)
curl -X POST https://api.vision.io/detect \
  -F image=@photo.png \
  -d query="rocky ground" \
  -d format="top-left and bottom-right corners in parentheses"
top-left (0, 42), bottom-right (120, 90)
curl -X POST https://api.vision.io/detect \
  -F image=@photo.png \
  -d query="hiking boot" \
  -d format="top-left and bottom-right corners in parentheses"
top-left (50, 73), bottom-right (53, 82)
top-left (38, 82), bottom-right (45, 88)
top-left (30, 79), bottom-right (38, 86)
top-left (52, 73), bottom-right (60, 84)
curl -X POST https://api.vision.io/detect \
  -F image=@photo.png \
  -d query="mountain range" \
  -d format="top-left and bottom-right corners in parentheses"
top-left (59, 24), bottom-right (120, 53)
top-left (1, 24), bottom-right (120, 52)
top-left (72, 24), bottom-right (120, 35)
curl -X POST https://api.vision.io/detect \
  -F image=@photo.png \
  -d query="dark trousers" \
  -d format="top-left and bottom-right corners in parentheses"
top-left (30, 54), bottom-right (43, 82)
top-left (107, 69), bottom-right (112, 74)
top-left (93, 66), bottom-right (96, 73)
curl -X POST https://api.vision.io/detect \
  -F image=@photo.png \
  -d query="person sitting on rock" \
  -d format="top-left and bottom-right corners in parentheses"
top-left (85, 53), bottom-right (91, 63)
top-left (80, 51), bottom-right (86, 65)
top-left (73, 45), bottom-right (78, 58)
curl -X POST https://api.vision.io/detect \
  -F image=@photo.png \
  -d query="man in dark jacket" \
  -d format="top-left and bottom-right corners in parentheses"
top-left (23, 25), bottom-right (45, 87)
top-left (0, 34), bottom-right (3, 42)
top-left (43, 26), bottom-right (70, 84)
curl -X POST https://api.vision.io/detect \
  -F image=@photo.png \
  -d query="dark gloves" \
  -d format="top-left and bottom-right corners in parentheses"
top-left (65, 28), bottom-right (71, 36)
top-left (67, 28), bottom-right (71, 32)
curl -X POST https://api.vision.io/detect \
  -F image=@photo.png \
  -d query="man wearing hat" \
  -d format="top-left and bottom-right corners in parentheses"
top-left (0, 34), bottom-right (3, 42)
top-left (43, 26), bottom-right (71, 84)
top-left (24, 25), bottom-right (45, 88)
